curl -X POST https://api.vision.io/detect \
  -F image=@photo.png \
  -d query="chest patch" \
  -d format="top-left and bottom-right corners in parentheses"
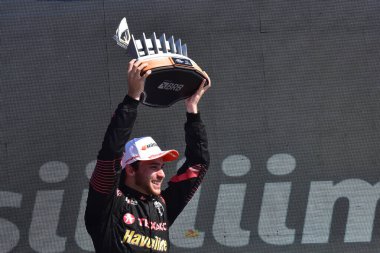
top-left (154, 201), bottom-right (164, 216)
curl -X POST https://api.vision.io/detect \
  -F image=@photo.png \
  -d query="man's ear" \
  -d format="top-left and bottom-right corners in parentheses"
top-left (125, 164), bottom-right (136, 177)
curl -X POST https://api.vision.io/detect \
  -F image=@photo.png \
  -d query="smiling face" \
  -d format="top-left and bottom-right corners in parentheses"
top-left (126, 157), bottom-right (166, 196)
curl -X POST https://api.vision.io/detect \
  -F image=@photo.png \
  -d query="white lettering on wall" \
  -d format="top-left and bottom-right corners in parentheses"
top-left (29, 161), bottom-right (68, 253)
top-left (258, 154), bottom-right (296, 245)
top-left (213, 155), bottom-right (251, 246)
top-left (302, 179), bottom-right (380, 243)
top-left (0, 192), bottom-right (22, 253)
top-left (1, 154), bottom-right (379, 252)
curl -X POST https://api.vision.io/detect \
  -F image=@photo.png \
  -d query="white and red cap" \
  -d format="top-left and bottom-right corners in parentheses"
top-left (121, 136), bottom-right (179, 168)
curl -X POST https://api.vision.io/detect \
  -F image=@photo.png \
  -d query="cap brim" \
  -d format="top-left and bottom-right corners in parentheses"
top-left (142, 149), bottom-right (179, 163)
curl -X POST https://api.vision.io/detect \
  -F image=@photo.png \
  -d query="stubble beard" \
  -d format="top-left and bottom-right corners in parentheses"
top-left (135, 176), bottom-right (161, 196)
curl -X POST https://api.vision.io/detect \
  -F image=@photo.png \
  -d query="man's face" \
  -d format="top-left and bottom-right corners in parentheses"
top-left (134, 157), bottom-right (165, 196)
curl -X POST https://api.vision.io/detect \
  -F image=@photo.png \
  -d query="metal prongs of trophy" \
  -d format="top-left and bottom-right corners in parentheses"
top-left (113, 17), bottom-right (209, 108)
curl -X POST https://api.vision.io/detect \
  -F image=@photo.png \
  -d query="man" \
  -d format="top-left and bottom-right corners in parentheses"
top-left (85, 59), bottom-right (210, 253)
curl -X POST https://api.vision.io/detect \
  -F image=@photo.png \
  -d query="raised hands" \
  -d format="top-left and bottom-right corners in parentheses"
top-left (185, 73), bottom-right (211, 113)
top-left (127, 59), bottom-right (152, 100)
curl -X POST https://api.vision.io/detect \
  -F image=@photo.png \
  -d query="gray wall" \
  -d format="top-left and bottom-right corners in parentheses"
top-left (1, 1), bottom-right (380, 252)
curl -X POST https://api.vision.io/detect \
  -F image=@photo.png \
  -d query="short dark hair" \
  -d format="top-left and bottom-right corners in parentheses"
top-left (129, 161), bottom-right (140, 170)
top-left (119, 161), bottom-right (139, 187)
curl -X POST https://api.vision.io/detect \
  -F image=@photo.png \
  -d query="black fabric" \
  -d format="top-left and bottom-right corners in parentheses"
top-left (85, 97), bottom-right (209, 252)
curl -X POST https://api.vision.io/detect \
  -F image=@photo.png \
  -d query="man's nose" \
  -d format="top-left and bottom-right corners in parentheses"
top-left (157, 169), bottom-right (165, 179)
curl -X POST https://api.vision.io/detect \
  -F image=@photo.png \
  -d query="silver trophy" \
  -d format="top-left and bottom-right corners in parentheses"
top-left (114, 18), bottom-right (209, 107)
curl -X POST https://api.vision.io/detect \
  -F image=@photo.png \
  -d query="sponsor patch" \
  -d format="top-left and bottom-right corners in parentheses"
top-left (138, 218), bottom-right (167, 231)
top-left (122, 229), bottom-right (168, 252)
top-left (123, 213), bottom-right (135, 225)
top-left (125, 197), bottom-right (138, 205)
top-left (154, 201), bottom-right (164, 216)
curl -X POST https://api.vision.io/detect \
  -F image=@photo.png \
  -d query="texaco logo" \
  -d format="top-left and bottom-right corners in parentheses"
top-left (123, 213), bottom-right (135, 225)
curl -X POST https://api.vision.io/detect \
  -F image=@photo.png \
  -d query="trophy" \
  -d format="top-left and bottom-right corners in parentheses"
top-left (113, 18), bottom-right (209, 107)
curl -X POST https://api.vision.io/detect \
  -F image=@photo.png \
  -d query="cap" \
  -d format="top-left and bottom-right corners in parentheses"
top-left (121, 136), bottom-right (179, 168)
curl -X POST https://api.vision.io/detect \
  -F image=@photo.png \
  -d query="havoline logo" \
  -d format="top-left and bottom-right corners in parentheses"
top-left (157, 81), bottom-right (184, 92)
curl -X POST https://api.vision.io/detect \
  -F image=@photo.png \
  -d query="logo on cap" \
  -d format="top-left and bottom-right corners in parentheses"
top-left (141, 143), bottom-right (158, 150)
top-left (121, 136), bottom-right (179, 168)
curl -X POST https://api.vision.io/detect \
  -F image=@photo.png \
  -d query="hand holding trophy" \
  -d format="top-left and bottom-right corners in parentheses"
top-left (114, 18), bottom-right (209, 107)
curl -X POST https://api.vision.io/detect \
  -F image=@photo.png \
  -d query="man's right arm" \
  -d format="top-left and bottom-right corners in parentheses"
top-left (85, 95), bottom-right (139, 233)
top-left (85, 59), bottom-right (151, 232)
top-left (90, 95), bottom-right (139, 196)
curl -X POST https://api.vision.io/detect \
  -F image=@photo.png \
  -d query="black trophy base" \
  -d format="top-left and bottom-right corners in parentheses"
top-left (141, 68), bottom-right (208, 107)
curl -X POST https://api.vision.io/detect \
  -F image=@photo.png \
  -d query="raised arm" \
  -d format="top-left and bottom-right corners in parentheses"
top-left (162, 77), bottom-right (211, 226)
top-left (85, 60), bottom-right (151, 228)
top-left (89, 59), bottom-right (151, 194)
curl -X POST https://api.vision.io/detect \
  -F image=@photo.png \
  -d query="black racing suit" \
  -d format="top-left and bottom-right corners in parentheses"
top-left (85, 95), bottom-right (209, 253)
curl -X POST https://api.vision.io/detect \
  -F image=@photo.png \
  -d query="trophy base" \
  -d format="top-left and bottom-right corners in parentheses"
top-left (139, 55), bottom-right (209, 107)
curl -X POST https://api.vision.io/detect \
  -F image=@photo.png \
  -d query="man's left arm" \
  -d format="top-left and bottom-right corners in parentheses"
top-left (161, 77), bottom-right (211, 226)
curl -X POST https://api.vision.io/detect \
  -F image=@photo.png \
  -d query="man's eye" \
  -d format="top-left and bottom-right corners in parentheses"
top-left (150, 165), bottom-right (164, 170)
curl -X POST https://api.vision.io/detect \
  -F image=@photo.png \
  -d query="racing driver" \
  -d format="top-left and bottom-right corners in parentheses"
top-left (85, 59), bottom-right (211, 253)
